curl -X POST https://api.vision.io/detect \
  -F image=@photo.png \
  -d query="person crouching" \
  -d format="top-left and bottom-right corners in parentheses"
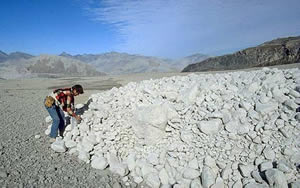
top-left (44, 84), bottom-right (83, 142)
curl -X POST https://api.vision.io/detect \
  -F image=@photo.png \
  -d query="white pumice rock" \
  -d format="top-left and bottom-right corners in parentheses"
top-left (211, 177), bottom-right (224, 188)
top-left (65, 140), bottom-right (77, 148)
top-left (295, 98), bottom-right (300, 104)
top-left (263, 146), bottom-right (276, 160)
top-left (232, 180), bottom-right (243, 188)
top-left (265, 169), bottom-right (288, 188)
top-left (78, 150), bottom-right (90, 163)
top-left (221, 166), bottom-right (232, 180)
top-left (147, 153), bottom-right (159, 166)
top-left (201, 166), bottom-right (216, 188)
top-left (35, 134), bottom-right (41, 139)
top-left (289, 89), bottom-right (300, 98)
top-left (295, 113), bottom-right (300, 120)
top-left (45, 116), bottom-right (52, 123)
top-left (198, 119), bottom-right (222, 135)
top-left (251, 171), bottom-right (264, 183)
top-left (284, 100), bottom-right (299, 110)
top-left (277, 161), bottom-right (292, 173)
top-left (45, 127), bottom-right (51, 135)
top-left (224, 120), bottom-right (239, 134)
top-left (188, 158), bottom-right (199, 169)
top-left (290, 181), bottom-right (300, 188)
top-left (126, 152), bottom-right (136, 171)
top-left (182, 168), bottom-right (200, 179)
top-left (238, 164), bottom-right (254, 178)
top-left (244, 182), bottom-right (269, 188)
top-left (145, 173), bottom-right (161, 188)
top-left (51, 137), bottom-right (66, 153)
top-left (259, 161), bottom-right (273, 172)
top-left (91, 156), bottom-right (108, 170)
top-left (290, 152), bottom-right (300, 164)
top-left (108, 153), bottom-right (128, 177)
top-left (190, 178), bottom-right (203, 188)
top-left (159, 168), bottom-right (169, 185)
top-left (255, 102), bottom-right (278, 115)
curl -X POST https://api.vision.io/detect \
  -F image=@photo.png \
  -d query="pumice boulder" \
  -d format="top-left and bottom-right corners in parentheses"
top-left (132, 103), bottom-right (169, 145)
top-left (46, 67), bottom-right (300, 188)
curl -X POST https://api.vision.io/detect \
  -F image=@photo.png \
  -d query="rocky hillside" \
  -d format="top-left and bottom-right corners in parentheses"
top-left (182, 36), bottom-right (300, 72)
top-left (0, 55), bottom-right (104, 79)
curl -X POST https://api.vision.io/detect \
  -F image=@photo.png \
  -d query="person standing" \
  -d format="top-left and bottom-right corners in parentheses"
top-left (44, 84), bottom-right (83, 142)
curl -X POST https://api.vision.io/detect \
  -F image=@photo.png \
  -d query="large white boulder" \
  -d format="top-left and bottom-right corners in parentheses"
top-left (132, 103), bottom-right (169, 145)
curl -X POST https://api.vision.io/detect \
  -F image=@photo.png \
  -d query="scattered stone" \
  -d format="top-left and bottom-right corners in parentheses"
top-left (34, 134), bottom-right (41, 139)
top-left (45, 116), bottom-right (52, 123)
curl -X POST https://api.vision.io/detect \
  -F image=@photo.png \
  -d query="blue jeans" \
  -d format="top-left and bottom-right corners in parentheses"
top-left (45, 104), bottom-right (65, 138)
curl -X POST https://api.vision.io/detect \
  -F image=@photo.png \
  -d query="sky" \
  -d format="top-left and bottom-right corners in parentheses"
top-left (0, 0), bottom-right (300, 59)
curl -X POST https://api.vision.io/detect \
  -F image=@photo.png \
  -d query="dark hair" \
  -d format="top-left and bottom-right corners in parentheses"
top-left (72, 84), bottom-right (84, 94)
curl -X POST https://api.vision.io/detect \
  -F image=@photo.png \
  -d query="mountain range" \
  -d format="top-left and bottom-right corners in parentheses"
top-left (0, 51), bottom-right (34, 63)
top-left (182, 36), bottom-right (300, 72)
top-left (0, 51), bottom-right (209, 79)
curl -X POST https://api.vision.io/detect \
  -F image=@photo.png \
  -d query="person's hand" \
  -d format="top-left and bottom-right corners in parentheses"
top-left (75, 115), bottom-right (82, 123)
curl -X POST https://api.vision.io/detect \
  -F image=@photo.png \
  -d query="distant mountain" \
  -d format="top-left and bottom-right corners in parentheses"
top-left (0, 51), bottom-right (34, 64)
top-left (0, 51), bottom-right (8, 63)
top-left (59, 52), bottom-right (209, 75)
top-left (0, 50), bottom-right (210, 78)
top-left (9, 51), bottom-right (34, 60)
top-left (182, 36), bottom-right (300, 72)
top-left (59, 52), bottom-right (73, 58)
top-left (0, 55), bottom-right (105, 79)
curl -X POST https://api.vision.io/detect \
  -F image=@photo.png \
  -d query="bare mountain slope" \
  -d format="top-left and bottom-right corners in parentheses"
top-left (61, 52), bottom-right (177, 75)
top-left (60, 52), bottom-right (209, 75)
top-left (182, 36), bottom-right (300, 72)
top-left (0, 55), bottom-right (104, 79)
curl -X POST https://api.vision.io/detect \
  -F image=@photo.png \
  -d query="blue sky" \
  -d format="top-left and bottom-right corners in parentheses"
top-left (0, 0), bottom-right (300, 59)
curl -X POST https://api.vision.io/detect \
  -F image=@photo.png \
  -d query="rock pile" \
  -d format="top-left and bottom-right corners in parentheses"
top-left (45, 67), bottom-right (300, 187)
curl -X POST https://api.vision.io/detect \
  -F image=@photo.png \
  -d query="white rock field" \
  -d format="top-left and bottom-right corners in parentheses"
top-left (45, 68), bottom-right (300, 188)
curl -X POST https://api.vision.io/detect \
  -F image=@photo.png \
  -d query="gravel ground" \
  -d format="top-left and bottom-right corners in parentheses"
top-left (0, 89), bottom-right (134, 187)
top-left (0, 73), bottom-right (186, 187)
top-left (0, 64), bottom-right (299, 187)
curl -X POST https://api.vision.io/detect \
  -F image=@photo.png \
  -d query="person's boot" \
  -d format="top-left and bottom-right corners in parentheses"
top-left (49, 138), bottom-right (56, 143)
